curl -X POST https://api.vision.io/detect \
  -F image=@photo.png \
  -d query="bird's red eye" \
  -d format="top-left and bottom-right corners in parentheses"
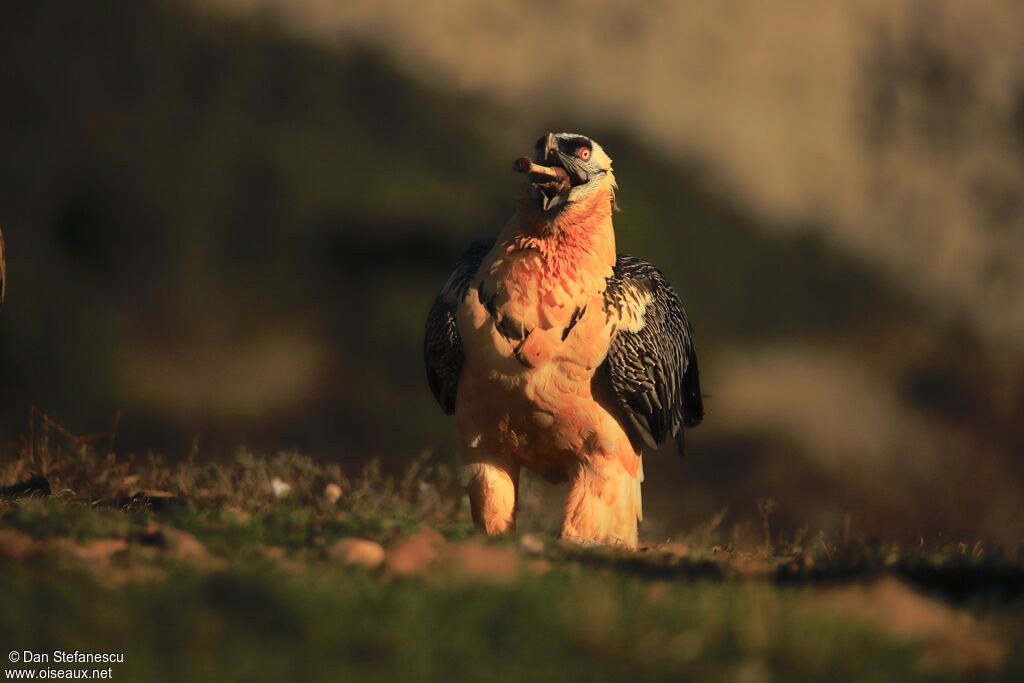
top-left (578, 147), bottom-right (591, 161)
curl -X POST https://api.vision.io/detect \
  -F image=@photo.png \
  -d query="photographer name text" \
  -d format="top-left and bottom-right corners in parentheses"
top-left (9, 652), bottom-right (123, 665)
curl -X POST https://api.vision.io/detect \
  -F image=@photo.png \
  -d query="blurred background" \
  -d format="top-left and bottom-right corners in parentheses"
top-left (1, 0), bottom-right (1023, 544)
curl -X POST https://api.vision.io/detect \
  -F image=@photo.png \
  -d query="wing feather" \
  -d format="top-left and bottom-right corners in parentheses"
top-left (601, 254), bottom-right (703, 455)
top-left (423, 238), bottom-right (495, 414)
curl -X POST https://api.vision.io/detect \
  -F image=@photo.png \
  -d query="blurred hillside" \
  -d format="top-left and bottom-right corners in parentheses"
top-left (1, 0), bottom-right (1022, 543)
top-left (223, 0), bottom-right (1024, 347)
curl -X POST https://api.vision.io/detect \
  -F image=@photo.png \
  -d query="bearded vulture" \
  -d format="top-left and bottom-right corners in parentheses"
top-left (424, 133), bottom-right (703, 548)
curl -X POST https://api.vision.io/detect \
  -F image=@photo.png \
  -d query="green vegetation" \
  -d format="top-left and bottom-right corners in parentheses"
top-left (1, 429), bottom-right (1022, 682)
top-left (1, 564), bottom-right (941, 683)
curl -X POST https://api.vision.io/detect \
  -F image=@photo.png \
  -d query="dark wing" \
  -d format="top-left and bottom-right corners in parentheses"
top-left (601, 254), bottom-right (703, 455)
top-left (423, 237), bottom-right (495, 414)
top-left (0, 225), bottom-right (5, 305)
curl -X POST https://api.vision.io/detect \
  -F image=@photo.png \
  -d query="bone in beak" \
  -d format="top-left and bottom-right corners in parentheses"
top-left (513, 156), bottom-right (565, 179)
top-left (513, 157), bottom-right (572, 207)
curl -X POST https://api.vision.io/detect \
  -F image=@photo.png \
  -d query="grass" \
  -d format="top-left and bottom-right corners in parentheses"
top-left (1, 418), bottom-right (1023, 682)
top-left (2, 566), bottom-right (945, 683)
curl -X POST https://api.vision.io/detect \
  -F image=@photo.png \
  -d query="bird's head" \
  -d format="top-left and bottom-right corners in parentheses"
top-left (513, 132), bottom-right (617, 214)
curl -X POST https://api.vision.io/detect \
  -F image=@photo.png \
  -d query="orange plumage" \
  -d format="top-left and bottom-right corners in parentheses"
top-left (425, 133), bottom-right (703, 549)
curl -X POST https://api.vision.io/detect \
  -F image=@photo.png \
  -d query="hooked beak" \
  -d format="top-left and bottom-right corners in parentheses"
top-left (539, 132), bottom-right (558, 165)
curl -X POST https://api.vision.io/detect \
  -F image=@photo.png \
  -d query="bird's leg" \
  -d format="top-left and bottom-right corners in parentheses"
top-left (460, 457), bottom-right (520, 536)
top-left (561, 454), bottom-right (642, 550)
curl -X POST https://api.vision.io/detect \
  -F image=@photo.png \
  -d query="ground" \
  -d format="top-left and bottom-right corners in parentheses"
top-left (0, 427), bottom-right (1022, 682)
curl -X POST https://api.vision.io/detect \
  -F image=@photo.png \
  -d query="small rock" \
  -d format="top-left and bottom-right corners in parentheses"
top-left (326, 538), bottom-right (385, 568)
top-left (0, 528), bottom-right (39, 560)
top-left (161, 527), bottom-right (209, 562)
top-left (518, 533), bottom-right (545, 554)
top-left (386, 527), bottom-right (446, 576)
top-left (323, 483), bottom-right (342, 505)
top-left (49, 537), bottom-right (169, 585)
top-left (69, 538), bottom-right (129, 562)
top-left (441, 542), bottom-right (521, 582)
top-left (271, 478), bottom-right (292, 499)
top-left (136, 524), bottom-right (219, 567)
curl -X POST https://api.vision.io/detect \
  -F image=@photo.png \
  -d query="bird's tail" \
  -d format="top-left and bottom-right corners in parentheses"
top-left (562, 453), bottom-right (644, 550)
